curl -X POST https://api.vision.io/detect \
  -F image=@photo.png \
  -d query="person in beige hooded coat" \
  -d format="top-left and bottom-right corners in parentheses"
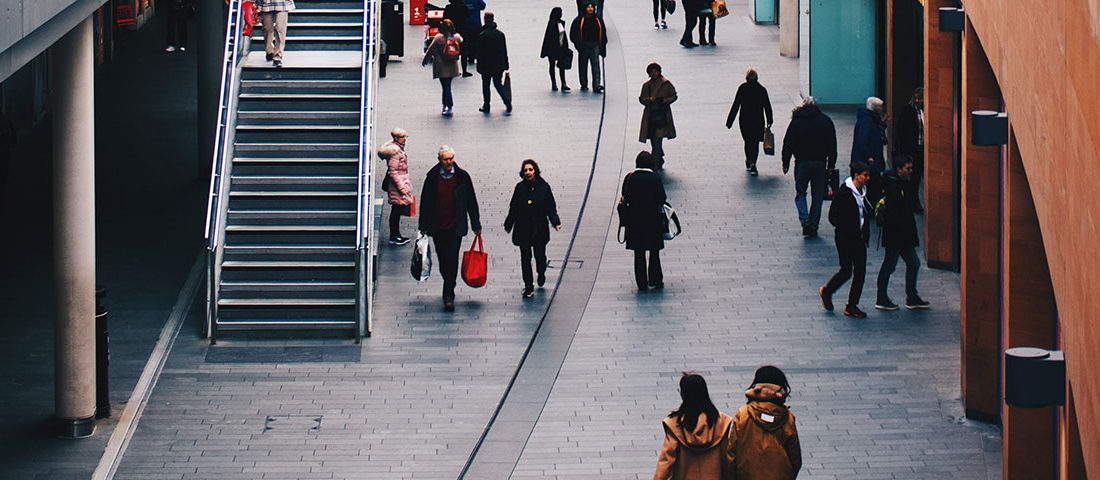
top-left (653, 373), bottom-right (733, 480)
top-left (725, 366), bottom-right (802, 480)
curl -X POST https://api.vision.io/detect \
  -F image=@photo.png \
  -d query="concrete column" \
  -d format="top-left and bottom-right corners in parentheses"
top-left (778, 0), bottom-right (798, 57)
top-left (50, 16), bottom-right (97, 438)
top-left (959, 18), bottom-right (1001, 424)
top-left (198, 0), bottom-right (227, 179)
top-left (922, 0), bottom-right (957, 270)
top-left (1001, 128), bottom-right (1056, 479)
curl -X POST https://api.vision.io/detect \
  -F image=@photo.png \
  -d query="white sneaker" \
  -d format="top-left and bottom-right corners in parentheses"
top-left (179, 46), bottom-right (186, 52)
top-left (654, 22), bottom-right (660, 29)
top-left (165, 46), bottom-right (177, 52)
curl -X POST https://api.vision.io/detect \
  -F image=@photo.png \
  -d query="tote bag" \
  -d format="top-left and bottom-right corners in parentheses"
top-left (461, 233), bottom-right (488, 287)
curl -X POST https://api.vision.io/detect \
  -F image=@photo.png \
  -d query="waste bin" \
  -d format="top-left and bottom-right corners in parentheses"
top-left (95, 286), bottom-right (110, 419)
top-left (381, 0), bottom-right (404, 57)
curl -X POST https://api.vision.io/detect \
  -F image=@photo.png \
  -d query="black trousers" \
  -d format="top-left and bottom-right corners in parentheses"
top-left (652, 0), bottom-right (667, 21)
top-left (697, 14), bottom-right (715, 43)
top-left (744, 139), bottom-right (759, 168)
top-left (877, 245), bottom-right (920, 302)
top-left (681, 13), bottom-right (698, 43)
top-left (633, 249), bottom-right (663, 289)
top-left (432, 230), bottom-right (462, 301)
top-left (481, 73), bottom-right (509, 107)
top-left (519, 243), bottom-right (548, 288)
top-left (547, 59), bottom-right (567, 88)
top-left (389, 204), bottom-right (409, 238)
top-left (823, 233), bottom-right (867, 307)
top-left (166, 11), bottom-right (188, 47)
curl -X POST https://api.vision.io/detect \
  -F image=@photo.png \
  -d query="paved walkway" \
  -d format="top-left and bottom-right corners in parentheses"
top-left (107, 0), bottom-right (1001, 479)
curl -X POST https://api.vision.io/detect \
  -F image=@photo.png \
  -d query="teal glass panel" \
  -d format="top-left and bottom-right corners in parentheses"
top-left (755, 0), bottom-right (776, 23)
top-left (809, 0), bottom-right (876, 104)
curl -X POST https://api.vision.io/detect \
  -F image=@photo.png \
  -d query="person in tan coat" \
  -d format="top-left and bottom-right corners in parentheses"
top-left (653, 373), bottom-right (733, 480)
top-left (423, 19), bottom-right (464, 116)
top-left (639, 62), bottom-right (677, 169)
top-left (725, 366), bottom-right (802, 480)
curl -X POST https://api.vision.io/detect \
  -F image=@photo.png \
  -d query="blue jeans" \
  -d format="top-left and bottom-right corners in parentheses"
top-left (794, 161), bottom-right (826, 231)
top-left (577, 42), bottom-right (601, 89)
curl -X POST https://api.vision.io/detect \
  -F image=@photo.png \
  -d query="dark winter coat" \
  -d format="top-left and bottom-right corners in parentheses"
top-left (879, 170), bottom-right (919, 248)
top-left (725, 384), bottom-right (802, 480)
top-left (828, 179), bottom-right (871, 245)
top-left (726, 80), bottom-right (774, 143)
top-left (683, 0), bottom-right (709, 15)
top-left (639, 76), bottom-right (678, 142)
top-left (476, 22), bottom-right (509, 75)
top-left (895, 103), bottom-right (922, 156)
top-left (443, 0), bottom-right (469, 34)
top-left (570, 13), bottom-right (607, 56)
top-left (622, 169), bottom-right (666, 251)
top-left (851, 107), bottom-right (886, 171)
top-left (504, 177), bottom-right (561, 247)
top-left (418, 164), bottom-right (482, 237)
top-left (780, 104), bottom-right (837, 169)
top-left (540, 14), bottom-right (570, 62)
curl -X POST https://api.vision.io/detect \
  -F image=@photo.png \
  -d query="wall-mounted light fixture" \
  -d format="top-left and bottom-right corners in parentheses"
top-left (938, 7), bottom-right (965, 32)
top-left (1004, 347), bottom-right (1066, 408)
top-left (971, 110), bottom-right (1008, 145)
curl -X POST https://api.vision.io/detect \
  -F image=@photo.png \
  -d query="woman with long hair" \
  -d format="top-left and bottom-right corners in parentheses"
top-left (422, 19), bottom-right (463, 116)
top-left (653, 373), bottom-right (732, 479)
top-left (540, 7), bottom-right (572, 92)
top-left (504, 159), bottom-right (562, 298)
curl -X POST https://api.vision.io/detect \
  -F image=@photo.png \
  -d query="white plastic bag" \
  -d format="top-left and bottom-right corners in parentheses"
top-left (411, 233), bottom-right (432, 282)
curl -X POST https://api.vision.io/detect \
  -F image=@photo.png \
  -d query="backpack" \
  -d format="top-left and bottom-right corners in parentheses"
top-left (441, 36), bottom-right (461, 61)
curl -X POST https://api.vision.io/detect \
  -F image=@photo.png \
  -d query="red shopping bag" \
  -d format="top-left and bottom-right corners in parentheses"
top-left (461, 233), bottom-right (488, 288)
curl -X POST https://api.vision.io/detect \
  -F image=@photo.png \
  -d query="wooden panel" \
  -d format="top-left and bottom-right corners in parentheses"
top-left (922, 0), bottom-right (957, 268)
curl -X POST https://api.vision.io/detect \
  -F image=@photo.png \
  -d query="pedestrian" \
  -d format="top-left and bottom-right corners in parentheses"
top-left (540, 7), bottom-right (572, 92)
top-left (422, 19), bottom-right (463, 116)
top-left (504, 159), bottom-right (562, 298)
top-left (696, 2), bottom-right (716, 46)
top-left (476, 12), bottom-right (512, 114)
top-left (462, 0), bottom-right (486, 75)
top-left (651, 0), bottom-right (668, 29)
top-left (725, 366), bottom-right (802, 480)
top-left (852, 96), bottom-right (887, 201)
top-left (726, 68), bottom-right (774, 176)
top-left (874, 156), bottom-right (931, 311)
top-left (894, 88), bottom-right (925, 213)
top-left (575, 0), bottom-right (604, 16)
top-left (781, 96), bottom-right (837, 237)
top-left (621, 151), bottom-right (666, 291)
top-left (380, 128), bottom-right (414, 246)
top-left (569, 1), bottom-right (607, 93)
top-left (820, 162), bottom-right (873, 318)
top-left (418, 146), bottom-right (482, 312)
top-left (164, 0), bottom-right (192, 53)
top-left (652, 373), bottom-right (733, 480)
top-left (679, 0), bottom-right (705, 48)
top-left (442, 0), bottom-right (471, 76)
top-left (638, 62), bottom-right (677, 170)
top-left (258, 0), bottom-right (294, 68)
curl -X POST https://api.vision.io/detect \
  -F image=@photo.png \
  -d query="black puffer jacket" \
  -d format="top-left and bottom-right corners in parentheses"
top-left (879, 170), bottom-right (919, 248)
top-left (504, 177), bottom-right (561, 247)
top-left (780, 104), bottom-right (837, 169)
top-left (476, 22), bottom-right (509, 75)
top-left (828, 179), bottom-right (871, 245)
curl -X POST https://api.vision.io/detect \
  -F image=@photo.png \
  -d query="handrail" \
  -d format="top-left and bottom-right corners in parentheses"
top-left (204, 0), bottom-right (248, 338)
top-left (355, 0), bottom-right (382, 337)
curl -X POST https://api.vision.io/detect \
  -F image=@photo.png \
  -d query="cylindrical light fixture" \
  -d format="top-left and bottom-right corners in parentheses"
top-left (1004, 347), bottom-right (1066, 408)
top-left (971, 110), bottom-right (1008, 145)
top-left (938, 7), bottom-right (965, 32)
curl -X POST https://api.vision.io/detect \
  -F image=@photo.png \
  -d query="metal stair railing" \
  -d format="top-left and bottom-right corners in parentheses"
top-left (204, 0), bottom-right (249, 339)
top-left (355, 0), bottom-right (382, 338)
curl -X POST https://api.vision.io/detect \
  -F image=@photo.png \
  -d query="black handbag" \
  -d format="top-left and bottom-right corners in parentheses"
top-left (560, 48), bottom-right (574, 70)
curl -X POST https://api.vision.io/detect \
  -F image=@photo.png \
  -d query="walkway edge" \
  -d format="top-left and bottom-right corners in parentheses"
top-left (91, 249), bottom-right (205, 480)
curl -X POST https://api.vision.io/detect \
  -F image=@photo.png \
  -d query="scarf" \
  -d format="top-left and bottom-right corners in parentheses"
top-left (845, 176), bottom-right (867, 228)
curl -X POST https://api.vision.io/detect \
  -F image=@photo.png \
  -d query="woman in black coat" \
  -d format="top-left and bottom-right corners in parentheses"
top-left (621, 151), bottom-right (667, 291)
top-left (504, 159), bottom-right (562, 298)
top-left (540, 7), bottom-right (572, 92)
top-left (726, 68), bottom-right (774, 175)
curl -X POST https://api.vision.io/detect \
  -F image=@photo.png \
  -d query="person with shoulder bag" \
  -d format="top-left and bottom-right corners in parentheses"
top-left (379, 128), bottom-right (414, 245)
top-left (540, 7), bottom-right (573, 92)
top-left (621, 151), bottom-right (667, 291)
top-left (504, 159), bottom-right (562, 298)
top-left (726, 68), bottom-right (774, 176)
top-left (639, 63), bottom-right (678, 170)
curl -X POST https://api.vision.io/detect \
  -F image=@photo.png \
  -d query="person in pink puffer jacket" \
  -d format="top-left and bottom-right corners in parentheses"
top-left (380, 128), bottom-right (415, 245)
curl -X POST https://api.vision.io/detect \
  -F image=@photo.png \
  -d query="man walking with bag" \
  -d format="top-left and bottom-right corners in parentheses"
top-left (781, 96), bottom-right (837, 237)
top-left (874, 156), bottom-right (930, 311)
top-left (477, 12), bottom-right (512, 114)
top-left (419, 146), bottom-right (482, 312)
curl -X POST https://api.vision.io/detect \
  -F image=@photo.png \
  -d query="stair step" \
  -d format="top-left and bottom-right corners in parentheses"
top-left (233, 157), bottom-right (357, 163)
top-left (218, 298), bottom-right (356, 306)
top-left (238, 111), bottom-right (358, 119)
top-left (212, 320), bottom-right (357, 330)
top-left (225, 225), bottom-right (356, 232)
top-left (222, 260), bottom-right (355, 268)
top-left (236, 124), bottom-right (358, 131)
top-left (220, 281), bottom-right (355, 291)
top-left (239, 93), bottom-right (359, 99)
top-left (228, 191), bottom-right (357, 197)
top-left (295, 8), bottom-right (365, 13)
top-left (228, 210), bottom-right (356, 218)
top-left (234, 142), bottom-right (358, 150)
top-left (250, 35), bottom-right (363, 41)
top-left (230, 175), bottom-right (356, 184)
